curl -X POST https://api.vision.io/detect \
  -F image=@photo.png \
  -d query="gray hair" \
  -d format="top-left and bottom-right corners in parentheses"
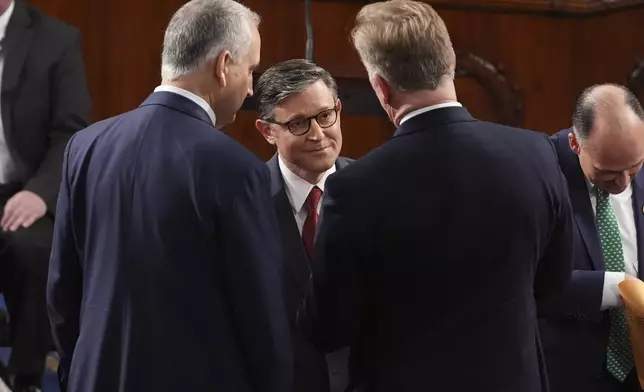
top-left (350, 1), bottom-right (455, 91)
top-left (161, 0), bottom-right (260, 81)
top-left (255, 59), bottom-right (338, 120)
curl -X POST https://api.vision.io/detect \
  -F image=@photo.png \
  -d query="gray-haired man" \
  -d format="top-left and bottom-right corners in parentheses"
top-left (255, 59), bottom-right (351, 392)
top-left (46, 1), bottom-right (293, 391)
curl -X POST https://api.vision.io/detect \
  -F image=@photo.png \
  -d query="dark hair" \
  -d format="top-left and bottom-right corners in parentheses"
top-left (255, 59), bottom-right (338, 120)
top-left (572, 83), bottom-right (644, 140)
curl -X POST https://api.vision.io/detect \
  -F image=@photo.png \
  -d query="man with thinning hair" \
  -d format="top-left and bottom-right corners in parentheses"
top-left (46, 1), bottom-right (292, 391)
top-left (542, 84), bottom-right (644, 392)
top-left (297, 1), bottom-right (575, 391)
top-left (254, 59), bottom-right (351, 392)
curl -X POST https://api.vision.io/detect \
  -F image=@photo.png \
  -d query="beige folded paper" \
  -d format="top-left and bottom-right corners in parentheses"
top-left (618, 278), bottom-right (644, 388)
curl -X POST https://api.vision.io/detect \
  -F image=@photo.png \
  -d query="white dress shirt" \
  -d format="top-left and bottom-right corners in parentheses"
top-left (588, 182), bottom-right (639, 309)
top-left (0, 1), bottom-right (16, 184)
top-left (278, 155), bottom-right (336, 234)
top-left (153, 85), bottom-right (217, 126)
top-left (398, 101), bottom-right (463, 125)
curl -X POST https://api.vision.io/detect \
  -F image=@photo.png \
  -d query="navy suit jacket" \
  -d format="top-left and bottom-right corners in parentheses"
top-left (298, 107), bottom-right (575, 392)
top-left (47, 92), bottom-right (293, 392)
top-left (539, 129), bottom-right (644, 391)
top-left (267, 154), bottom-right (352, 392)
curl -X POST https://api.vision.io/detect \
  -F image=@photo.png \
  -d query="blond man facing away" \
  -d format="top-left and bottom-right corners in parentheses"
top-left (297, 1), bottom-right (575, 391)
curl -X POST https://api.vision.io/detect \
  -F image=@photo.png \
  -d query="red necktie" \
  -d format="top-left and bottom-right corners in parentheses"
top-left (302, 186), bottom-right (322, 259)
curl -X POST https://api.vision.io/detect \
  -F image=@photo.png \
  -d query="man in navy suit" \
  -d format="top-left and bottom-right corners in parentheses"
top-left (46, 1), bottom-right (292, 391)
top-left (298, 2), bottom-right (574, 391)
top-left (541, 84), bottom-right (644, 392)
top-left (255, 59), bottom-right (351, 392)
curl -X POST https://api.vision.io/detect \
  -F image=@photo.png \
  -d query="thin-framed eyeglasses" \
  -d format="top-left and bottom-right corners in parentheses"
top-left (263, 104), bottom-right (339, 136)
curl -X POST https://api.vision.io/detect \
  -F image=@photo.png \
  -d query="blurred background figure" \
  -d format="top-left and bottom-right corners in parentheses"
top-left (0, 0), bottom-right (91, 391)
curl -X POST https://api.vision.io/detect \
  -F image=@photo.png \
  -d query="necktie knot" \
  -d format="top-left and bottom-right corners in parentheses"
top-left (596, 186), bottom-right (610, 202)
top-left (306, 186), bottom-right (322, 214)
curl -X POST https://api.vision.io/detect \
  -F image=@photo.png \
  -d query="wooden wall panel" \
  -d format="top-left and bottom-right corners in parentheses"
top-left (234, 0), bottom-right (644, 159)
top-left (27, 0), bottom-right (183, 122)
top-left (23, 0), bottom-right (644, 160)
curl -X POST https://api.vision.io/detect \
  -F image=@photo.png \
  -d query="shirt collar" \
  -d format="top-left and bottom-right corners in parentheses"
top-left (154, 85), bottom-right (217, 126)
top-left (278, 155), bottom-right (336, 214)
top-left (0, 1), bottom-right (15, 44)
top-left (399, 101), bottom-right (462, 125)
top-left (586, 178), bottom-right (632, 199)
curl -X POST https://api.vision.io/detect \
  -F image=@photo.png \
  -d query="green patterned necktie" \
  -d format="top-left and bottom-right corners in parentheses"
top-left (595, 187), bottom-right (634, 381)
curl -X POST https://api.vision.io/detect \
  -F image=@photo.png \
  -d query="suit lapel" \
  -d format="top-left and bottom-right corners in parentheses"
top-left (553, 130), bottom-right (604, 271)
top-left (570, 180), bottom-right (604, 271)
top-left (267, 154), bottom-right (354, 293)
top-left (630, 175), bottom-right (644, 277)
top-left (267, 155), bottom-right (310, 294)
top-left (274, 190), bottom-right (311, 293)
top-left (1, 1), bottom-right (32, 139)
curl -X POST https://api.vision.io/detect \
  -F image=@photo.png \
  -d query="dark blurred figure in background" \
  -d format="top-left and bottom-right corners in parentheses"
top-left (0, 0), bottom-right (91, 391)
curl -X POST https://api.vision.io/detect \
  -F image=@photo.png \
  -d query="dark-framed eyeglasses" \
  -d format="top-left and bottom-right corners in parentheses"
top-left (264, 105), bottom-right (339, 136)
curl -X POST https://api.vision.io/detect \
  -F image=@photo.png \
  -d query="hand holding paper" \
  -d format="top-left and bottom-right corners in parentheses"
top-left (618, 278), bottom-right (644, 388)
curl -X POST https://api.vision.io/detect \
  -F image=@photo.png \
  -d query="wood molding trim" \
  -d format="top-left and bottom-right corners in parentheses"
top-left (307, 0), bottom-right (644, 15)
top-left (455, 51), bottom-right (524, 127)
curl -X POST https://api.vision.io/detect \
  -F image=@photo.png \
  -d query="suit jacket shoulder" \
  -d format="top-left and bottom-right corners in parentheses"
top-left (549, 129), bottom-right (572, 157)
top-left (326, 111), bottom-right (565, 220)
top-left (548, 129), bottom-right (586, 185)
top-left (335, 156), bottom-right (354, 169)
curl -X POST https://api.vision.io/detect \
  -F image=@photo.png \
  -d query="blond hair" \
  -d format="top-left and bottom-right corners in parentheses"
top-left (350, 0), bottom-right (455, 91)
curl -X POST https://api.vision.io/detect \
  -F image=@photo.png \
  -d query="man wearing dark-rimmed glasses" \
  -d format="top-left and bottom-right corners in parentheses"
top-left (255, 59), bottom-right (351, 392)
top-left (263, 105), bottom-right (340, 137)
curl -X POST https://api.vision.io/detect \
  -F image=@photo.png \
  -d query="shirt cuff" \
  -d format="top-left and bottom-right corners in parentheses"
top-left (601, 272), bottom-right (627, 310)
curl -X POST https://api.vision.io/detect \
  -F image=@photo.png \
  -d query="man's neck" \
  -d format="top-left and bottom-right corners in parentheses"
top-left (283, 159), bottom-right (327, 185)
top-left (162, 76), bottom-right (211, 107)
top-left (391, 82), bottom-right (457, 126)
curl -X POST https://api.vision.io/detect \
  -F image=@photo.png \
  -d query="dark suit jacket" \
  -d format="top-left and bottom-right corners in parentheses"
top-left (5, 0), bottom-right (91, 211)
top-left (47, 92), bottom-right (293, 392)
top-left (298, 107), bottom-right (575, 392)
top-left (539, 129), bottom-right (644, 392)
top-left (267, 153), bottom-right (352, 392)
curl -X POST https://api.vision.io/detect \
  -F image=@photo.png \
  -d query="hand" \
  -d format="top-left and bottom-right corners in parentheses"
top-left (1, 191), bottom-right (47, 231)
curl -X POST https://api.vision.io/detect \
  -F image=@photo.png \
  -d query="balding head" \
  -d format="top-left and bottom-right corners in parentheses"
top-left (569, 84), bottom-right (644, 194)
